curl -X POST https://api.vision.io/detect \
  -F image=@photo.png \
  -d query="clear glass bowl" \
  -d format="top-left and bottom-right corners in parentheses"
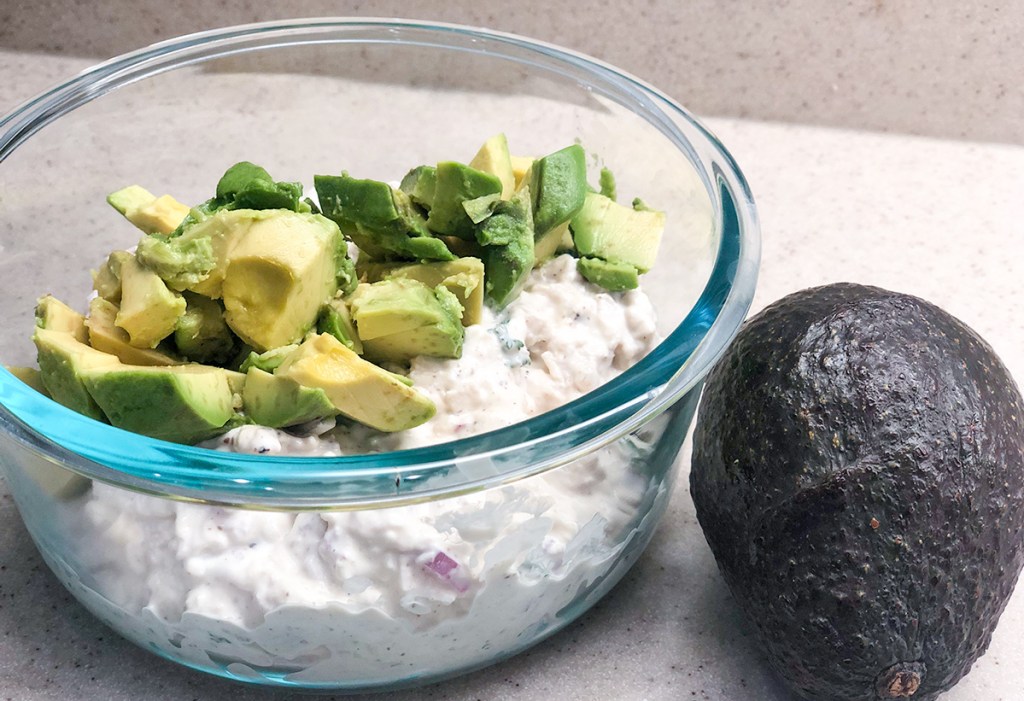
top-left (0, 18), bottom-right (759, 692)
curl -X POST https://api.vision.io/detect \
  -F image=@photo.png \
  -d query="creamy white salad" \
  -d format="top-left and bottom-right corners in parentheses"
top-left (56, 255), bottom-right (665, 683)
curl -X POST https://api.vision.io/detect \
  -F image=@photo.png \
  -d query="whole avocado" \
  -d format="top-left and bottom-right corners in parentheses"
top-left (691, 283), bottom-right (1024, 701)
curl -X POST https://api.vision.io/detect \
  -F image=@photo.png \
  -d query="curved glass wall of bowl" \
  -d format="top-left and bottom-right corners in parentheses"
top-left (2, 388), bottom-right (698, 689)
top-left (0, 20), bottom-right (759, 508)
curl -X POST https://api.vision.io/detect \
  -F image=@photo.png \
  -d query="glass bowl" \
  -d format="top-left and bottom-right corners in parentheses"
top-left (0, 18), bottom-right (759, 692)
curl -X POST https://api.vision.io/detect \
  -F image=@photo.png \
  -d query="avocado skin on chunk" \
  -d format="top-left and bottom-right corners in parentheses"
top-left (690, 284), bottom-right (1024, 701)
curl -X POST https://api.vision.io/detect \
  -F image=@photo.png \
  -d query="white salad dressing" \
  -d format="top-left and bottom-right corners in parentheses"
top-left (59, 255), bottom-right (665, 684)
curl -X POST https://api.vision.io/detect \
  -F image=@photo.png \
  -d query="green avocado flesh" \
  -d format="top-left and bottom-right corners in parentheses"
top-left (570, 192), bottom-right (664, 274)
top-left (349, 279), bottom-right (464, 363)
top-left (479, 187), bottom-right (535, 308)
top-left (358, 257), bottom-right (485, 326)
top-left (33, 327), bottom-right (121, 420)
top-left (314, 173), bottom-right (453, 262)
top-left (576, 256), bottom-right (639, 291)
top-left (531, 144), bottom-right (588, 236)
top-left (426, 161), bottom-right (503, 240)
top-left (83, 364), bottom-right (235, 443)
top-left (242, 367), bottom-right (336, 429)
top-left (275, 334), bottom-right (435, 432)
top-left (24, 145), bottom-right (664, 444)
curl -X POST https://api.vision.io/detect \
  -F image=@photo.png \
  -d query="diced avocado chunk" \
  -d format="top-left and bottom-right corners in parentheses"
top-left (275, 333), bottom-right (436, 432)
top-left (6, 366), bottom-right (49, 396)
top-left (358, 257), bottom-right (485, 326)
top-left (349, 279), bottom-right (464, 363)
top-left (33, 327), bottom-right (121, 421)
top-left (533, 221), bottom-right (574, 265)
top-left (510, 156), bottom-right (534, 191)
top-left (168, 209), bottom-right (270, 298)
top-left (92, 250), bottom-right (132, 304)
top-left (107, 185), bottom-right (190, 235)
top-left (426, 162), bottom-right (503, 240)
top-left (478, 187), bottom-right (535, 308)
top-left (238, 345), bottom-right (300, 374)
top-left (531, 144), bottom-right (588, 236)
top-left (317, 299), bottom-right (363, 354)
top-left (399, 165), bottom-right (437, 210)
top-left (135, 234), bottom-right (216, 292)
top-left (315, 173), bottom-right (453, 261)
top-left (242, 367), bottom-right (337, 429)
top-left (35, 295), bottom-right (88, 343)
top-left (115, 255), bottom-right (187, 348)
top-left (107, 185), bottom-right (153, 217)
top-left (87, 297), bottom-right (183, 366)
top-left (570, 191), bottom-right (665, 273)
top-left (81, 364), bottom-right (235, 444)
top-left (577, 256), bottom-right (639, 291)
top-left (469, 134), bottom-right (515, 200)
top-left (221, 211), bottom-right (342, 351)
top-left (174, 292), bottom-right (237, 365)
top-left (215, 161), bottom-right (307, 212)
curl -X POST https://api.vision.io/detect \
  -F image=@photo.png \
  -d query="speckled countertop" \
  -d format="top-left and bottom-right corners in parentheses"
top-left (1, 51), bottom-right (1024, 701)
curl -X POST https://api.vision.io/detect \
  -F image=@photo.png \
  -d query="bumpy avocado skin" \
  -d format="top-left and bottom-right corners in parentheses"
top-left (690, 283), bottom-right (1024, 701)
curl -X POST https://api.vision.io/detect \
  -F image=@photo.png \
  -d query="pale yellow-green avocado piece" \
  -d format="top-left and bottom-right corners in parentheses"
top-left (221, 211), bottom-right (342, 351)
top-left (348, 279), bottom-right (464, 363)
top-left (107, 185), bottom-right (189, 235)
top-left (358, 257), bottom-right (485, 326)
top-left (35, 295), bottom-right (88, 343)
top-left (275, 333), bottom-right (435, 432)
top-left (510, 156), bottom-right (535, 191)
top-left (80, 363), bottom-right (235, 444)
top-left (242, 367), bottom-right (336, 428)
top-left (6, 366), bottom-right (49, 396)
top-left (469, 134), bottom-right (515, 200)
top-left (87, 297), bottom-right (184, 366)
top-left (570, 192), bottom-right (665, 273)
top-left (91, 250), bottom-right (133, 304)
top-left (533, 220), bottom-right (574, 266)
top-left (175, 209), bottom-right (259, 298)
top-left (115, 255), bottom-right (187, 348)
top-left (33, 327), bottom-right (122, 420)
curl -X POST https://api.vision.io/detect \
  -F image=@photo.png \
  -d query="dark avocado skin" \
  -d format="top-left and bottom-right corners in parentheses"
top-left (690, 283), bottom-right (1024, 701)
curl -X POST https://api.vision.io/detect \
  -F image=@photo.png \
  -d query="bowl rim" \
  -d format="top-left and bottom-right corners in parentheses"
top-left (0, 17), bottom-right (760, 508)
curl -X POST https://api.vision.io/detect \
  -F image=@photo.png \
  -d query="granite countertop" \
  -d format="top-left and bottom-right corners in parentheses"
top-left (1, 54), bottom-right (1023, 701)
